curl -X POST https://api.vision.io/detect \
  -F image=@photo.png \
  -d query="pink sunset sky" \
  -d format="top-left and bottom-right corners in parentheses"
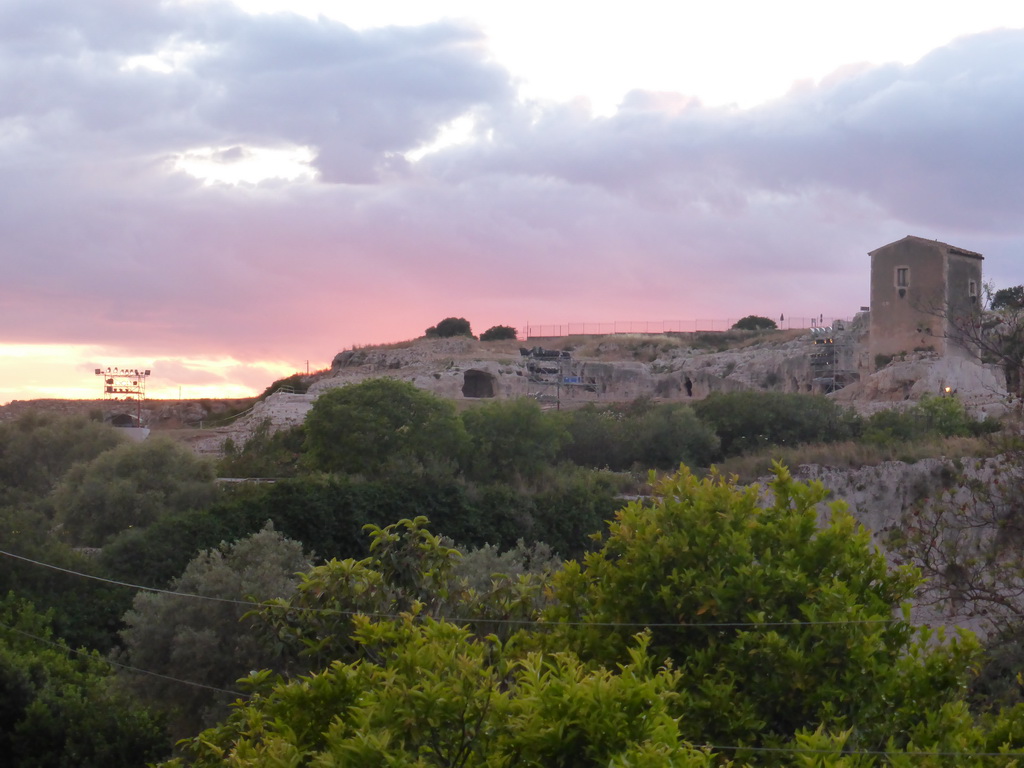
top-left (2, 0), bottom-right (1023, 402)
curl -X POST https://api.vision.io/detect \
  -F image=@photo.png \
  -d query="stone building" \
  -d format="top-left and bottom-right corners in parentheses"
top-left (868, 235), bottom-right (983, 363)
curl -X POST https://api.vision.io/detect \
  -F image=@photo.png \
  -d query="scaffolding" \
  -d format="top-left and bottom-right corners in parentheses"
top-left (521, 347), bottom-right (598, 409)
top-left (808, 325), bottom-right (853, 393)
top-left (94, 366), bottom-right (151, 425)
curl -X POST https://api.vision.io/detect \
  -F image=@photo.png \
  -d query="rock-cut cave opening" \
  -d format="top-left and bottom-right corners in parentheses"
top-left (462, 370), bottom-right (496, 398)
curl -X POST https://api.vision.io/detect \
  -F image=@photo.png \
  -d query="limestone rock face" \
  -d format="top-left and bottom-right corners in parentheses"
top-left (785, 457), bottom-right (1015, 638)
top-left (309, 333), bottom-right (832, 406)
top-left (833, 355), bottom-right (1007, 418)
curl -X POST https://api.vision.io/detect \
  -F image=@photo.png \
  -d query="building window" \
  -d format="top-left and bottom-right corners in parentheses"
top-left (969, 280), bottom-right (977, 297)
top-left (895, 267), bottom-right (909, 288)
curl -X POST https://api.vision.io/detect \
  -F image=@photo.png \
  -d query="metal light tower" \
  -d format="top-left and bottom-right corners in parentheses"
top-left (94, 366), bottom-right (151, 425)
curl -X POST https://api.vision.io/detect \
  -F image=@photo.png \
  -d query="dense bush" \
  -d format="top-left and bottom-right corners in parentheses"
top-left (541, 466), bottom-right (981, 754)
top-left (556, 400), bottom-right (719, 470)
top-left (731, 314), bottom-right (778, 331)
top-left (424, 317), bottom-right (474, 338)
top-left (52, 437), bottom-right (218, 547)
top-left (219, 420), bottom-right (304, 478)
top-left (116, 526), bottom-right (311, 740)
top-left (692, 391), bottom-right (858, 457)
top-left (480, 324), bottom-right (517, 341)
top-left (862, 395), bottom-right (995, 446)
top-left (0, 413), bottom-right (124, 505)
top-left (992, 285), bottom-right (1024, 310)
top-left (460, 399), bottom-right (568, 482)
top-left (304, 379), bottom-right (467, 477)
top-left (0, 595), bottom-right (167, 767)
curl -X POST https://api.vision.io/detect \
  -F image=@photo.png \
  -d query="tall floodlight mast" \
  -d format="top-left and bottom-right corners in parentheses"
top-left (94, 366), bottom-right (151, 425)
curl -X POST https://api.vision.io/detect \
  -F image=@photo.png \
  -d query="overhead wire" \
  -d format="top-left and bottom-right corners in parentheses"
top-left (6, 615), bottom-right (1023, 761)
top-left (0, 619), bottom-right (249, 698)
top-left (4, 550), bottom-right (1023, 759)
top-left (0, 547), bottom-right (904, 629)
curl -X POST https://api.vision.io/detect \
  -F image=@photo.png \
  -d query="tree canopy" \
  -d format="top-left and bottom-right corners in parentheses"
top-left (992, 285), bottom-right (1024, 310)
top-left (116, 525), bottom-right (311, 739)
top-left (731, 315), bottom-right (778, 331)
top-left (163, 466), bottom-right (1024, 767)
top-left (424, 317), bottom-right (474, 338)
top-left (52, 437), bottom-right (218, 547)
top-left (303, 379), bottom-right (467, 476)
top-left (0, 594), bottom-right (167, 767)
top-left (479, 324), bottom-right (517, 341)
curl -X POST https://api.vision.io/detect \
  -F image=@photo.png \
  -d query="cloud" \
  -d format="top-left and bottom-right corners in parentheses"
top-left (1, 2), bottom-right (1022, 400)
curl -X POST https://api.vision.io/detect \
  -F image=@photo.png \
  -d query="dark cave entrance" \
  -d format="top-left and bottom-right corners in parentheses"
top-left (462, 370), bottom-right (496, 398)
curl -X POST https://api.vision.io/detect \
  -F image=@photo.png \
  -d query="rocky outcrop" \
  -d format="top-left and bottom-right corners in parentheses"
top-left (310, 333), bottom-right (833, 405)
top-left (783, 457), bottom-right (1017, 638)
top-left (833, 355), bottom-right (1008, 418)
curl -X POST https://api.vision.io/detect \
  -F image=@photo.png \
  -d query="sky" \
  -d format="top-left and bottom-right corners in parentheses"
top-left (2, 0), bottom-right (1024, 403)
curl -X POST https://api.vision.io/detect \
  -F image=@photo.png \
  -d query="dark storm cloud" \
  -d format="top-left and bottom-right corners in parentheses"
top-left (1, 0), bottom-right (1021, 374)
top-left (0, 0), bottom-right (514, 175)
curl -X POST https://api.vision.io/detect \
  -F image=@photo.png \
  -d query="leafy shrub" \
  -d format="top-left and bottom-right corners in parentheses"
top-left (257, 373), bottom-right (308, 400)
top-left (425, 317), bottom-right (474, 338)
top-left (692, 391), bottom-right (858, 457)
top-left (731, 315), bottom-right (778, 331)
top-left (0, 413), bottom-right (125, 505)
top-left (219, 420), bottom-right (305, 478)
top-left (53, 437), bottom-right (218, 547)
top-left (304, 379), bottom-right (467, 477)
top-left (116, 525), bottom-right (311, 740)
top-left (0, 595), bottom-right (167, 767)
top-left (992, 285), bottom-right (1024, 310)
top-left (480, 324), bottom-right (518, 341)
top-left (556, 401), bottom-right (719, 471)
top-left (460, 399), bottom-right (568, 482)
top-left (862, 395), bottom-right (991, 447)
top-left (544, 466), bottom-right (967, 752)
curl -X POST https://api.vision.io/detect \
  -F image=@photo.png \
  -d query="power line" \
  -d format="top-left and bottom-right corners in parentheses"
top-left (8, 613), bottom-right (1022, 761)
top-left (0, 548), bottom-right (255, 605)
top-left (0, 547), bottom-right (905, 630)
top-left (0, 620), bottom-right (248, 698)
top-left (4, 553), bottom-right (1020, 760)
top-left (702, 743), bottom-right (1024, 759)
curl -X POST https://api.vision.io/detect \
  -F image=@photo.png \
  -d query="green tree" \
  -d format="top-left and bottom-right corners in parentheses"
top-left (693, 391), bottom-right (857, 457)
top-left (731, 314), bottom-right (778, 331)
top-left (52, 437), bottom-right (218, 546)
top-left (620, 401), bottom-right (719, 469)
top-left (115, 525), bottom-right (311, 740)
top-left (166, 621), bottom-right (713, 768)
top-left (529, 467), bottom-right (622, 559)
top-left (162, 470), bottom-right (1024, 767)
top-left (480, 324), bottom-right (518, 341)
top-left (303, 379), bottom-right (467, 477)
top-left (0, 593), bottom-right (167, 767)
top-left (218, 420), bottom-right (305, 478)
top-left (992, 285), bottom-right (1024, 310)
top-left (556, 401), bottom-right (719, 471)
top-left (425, 317), bottom-right (474, 338)
top-left (0, 413), bottom-right (124, 505)
top-left (544, 465), bottom-right (982, 754)
top-left (460, 398), bottom-right (568, 482)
